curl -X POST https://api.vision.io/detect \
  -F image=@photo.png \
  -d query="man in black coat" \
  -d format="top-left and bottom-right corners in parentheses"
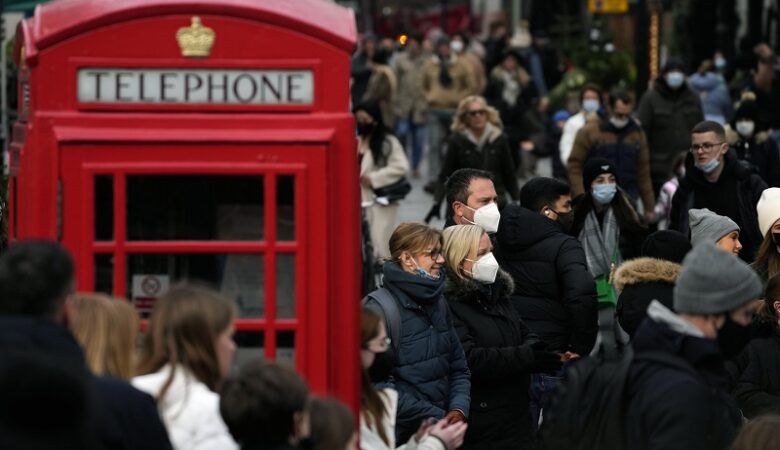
top-left (670, 120), bottom-right (767, 262)
top-left (494, 177), bottom-right (598, 429)
top-left (0, 241), bottom-right (173, 450)
top-left (626, 243), bottom-right (762, 450)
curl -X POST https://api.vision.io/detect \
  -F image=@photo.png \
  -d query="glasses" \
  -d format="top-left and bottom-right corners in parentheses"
top-left (466, 109), bottom-right (487, 117)
top-left (419, 248), bottom-right (442, 259)
top-left (367, 336), bottom-right (391, 351)
top-left (689, 142), bottom-right (725, 153)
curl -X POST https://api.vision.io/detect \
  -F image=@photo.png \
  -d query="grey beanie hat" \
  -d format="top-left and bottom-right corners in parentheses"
top-left (674, 243), bottom-right (762, 314)
top-left (688, 208), bottom-right (740, 247)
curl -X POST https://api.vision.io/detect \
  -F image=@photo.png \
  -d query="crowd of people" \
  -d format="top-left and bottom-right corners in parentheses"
top-left (356, 27), bottom-right (780, 450)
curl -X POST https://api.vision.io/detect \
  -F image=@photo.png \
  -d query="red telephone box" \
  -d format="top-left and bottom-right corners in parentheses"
top-left (9, 0), bottom-right (360, 408)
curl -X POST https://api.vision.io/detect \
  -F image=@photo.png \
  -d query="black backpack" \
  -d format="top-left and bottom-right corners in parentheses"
top-left (539, 318), bottom-right (699, 450)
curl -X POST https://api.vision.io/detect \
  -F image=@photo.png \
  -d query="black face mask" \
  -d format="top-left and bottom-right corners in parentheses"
top-left (555, 210), bottom-right (574, 233)
top-left (772, 232), bottom-right (780, 246)
top-left (298, 437), bottom-right (315, 450)
top-left (357, 122), bottom-right (376, 136)
top-left (368, 351), bottom-right (394, 383)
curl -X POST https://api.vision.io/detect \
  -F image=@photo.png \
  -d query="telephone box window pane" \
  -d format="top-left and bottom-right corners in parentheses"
top-left (126, 175), bottom-right (264, 241)
top-left (95, 254), bottom-right (113, 295)
top-left (127, 253), bottom-right (265, 318)
top-left (277, 176), bottom-right (295, 241)
top-left (276, 254), bottom-right (295, 319)
top-left (234, 331), bottom-right (264, 373)
top-left (277, 331), bottom-right (295, 366)
top-left (95, 175), bottom-right (113, 241)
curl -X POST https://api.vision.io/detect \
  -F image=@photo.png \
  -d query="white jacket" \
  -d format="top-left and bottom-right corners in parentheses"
top-left (360, 389), bottom-right (445, 450)
top-left (559, 111), bottom-right (587, 166)
top-left (133, 365), bottom-right (238, 450)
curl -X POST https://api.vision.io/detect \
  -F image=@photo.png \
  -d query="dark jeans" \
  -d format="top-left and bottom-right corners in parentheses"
top-left (395, 118), bottom-right (426, 170)
top-left (529, 369), bottom-right (564, 433)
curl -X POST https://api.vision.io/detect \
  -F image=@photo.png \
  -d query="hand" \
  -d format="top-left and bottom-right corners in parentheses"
top-left (520, 141), bottom-right (535, 152)
top-left (360, 176), bottom-right (373, 188)
top-left (414, 417), bottom-right (436, 442)
top-left (644, 209), bottom-right (656, 224)
top-left (444, 410), bottom-right (466, 424)
top-left (428, 419), bottom-right (468, 450)
top-left (561, 351), bottom-right (581, 362)
top-left (530, 341), bottom-right (563, 374)
top-left (424, 203), bottom-right (441, 223)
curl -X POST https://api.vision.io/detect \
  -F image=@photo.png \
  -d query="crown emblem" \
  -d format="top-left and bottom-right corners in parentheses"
top-left (176, 16), bottom-right (215, 58)
top-left (601, 165), bottom-right (610, 170)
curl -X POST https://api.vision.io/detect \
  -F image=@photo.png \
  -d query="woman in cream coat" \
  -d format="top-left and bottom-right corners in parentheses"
top-left (356, 101), bottom-right (410, 260)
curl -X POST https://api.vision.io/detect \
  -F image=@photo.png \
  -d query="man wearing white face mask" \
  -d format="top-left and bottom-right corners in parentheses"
top-left (669, 121), bottom-right (766, 262)
top-left (440, 168), bottom-right (502, 233)
top-left (638, 59), bottom-right (704, 194)
top-left (442, 225), bottom-right (562, 449)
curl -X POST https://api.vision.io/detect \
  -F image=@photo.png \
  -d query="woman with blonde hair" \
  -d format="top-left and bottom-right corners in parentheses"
top-left (69, 293), bottom-right (139, 379)
top-left (442, 225), bottom-right (560, 449)
top-left (363, 222), bottom-right (470, 444)
top-left (428, 95), bottom-right (519, 219)
top-left (133, 283), bottom-right (238, 450)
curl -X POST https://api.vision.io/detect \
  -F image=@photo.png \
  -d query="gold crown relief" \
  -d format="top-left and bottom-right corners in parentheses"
top-left (176, 16), bottom-right (215, 58)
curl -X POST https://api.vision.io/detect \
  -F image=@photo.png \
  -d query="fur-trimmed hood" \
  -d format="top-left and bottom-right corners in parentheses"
top-left (443, 267), bottom-right (515, 304)
top-left (613, 257), bottom-right (682, 292)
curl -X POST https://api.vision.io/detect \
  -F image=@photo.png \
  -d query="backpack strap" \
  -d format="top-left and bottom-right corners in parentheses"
top-left (362, 287), bottom-right (402, 355)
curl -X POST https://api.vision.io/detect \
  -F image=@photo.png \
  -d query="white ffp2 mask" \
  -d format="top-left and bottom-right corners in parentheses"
top-left (465, 252), bottom-right (500, 284)
top-left (465, 202), bottom-right (501, 233)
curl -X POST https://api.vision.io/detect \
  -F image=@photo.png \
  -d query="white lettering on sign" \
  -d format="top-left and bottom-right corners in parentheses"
top-left (77, 68), bottom-right (314, 105)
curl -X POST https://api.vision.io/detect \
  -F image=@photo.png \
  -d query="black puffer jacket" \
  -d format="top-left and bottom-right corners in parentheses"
top-left (445, 268), bottom-right (537, 450)
top-left (613, 257), bottom-right (681, 337)
top-left (626, 312), bottom-right (742, 450)
top-left (670, 150), bottom-right (767, 262)
top-left (495, 204), bottom-right (598, 355)
top-left (434, 126), bottom-right (520, 207)
top-left (733, 330), bottom-right (780, 418)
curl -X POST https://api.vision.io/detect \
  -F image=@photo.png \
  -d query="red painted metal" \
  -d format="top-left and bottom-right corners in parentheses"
top-left (10, 0), bottom-right (360, 413)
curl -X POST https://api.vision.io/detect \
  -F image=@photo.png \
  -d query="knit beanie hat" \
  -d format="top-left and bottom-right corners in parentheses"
top-left (757, 187), bottom-right (780, 238)
top-left (734, 100), bottom-right (758, 122)
top-left (583, 157), bottom-right (618, 191)
top-left (688, 208), bottom-right (740, 247)
top-left (641, 230), bottom-right (692, 263)
top-left (674, 243), bottom-right (762, 315)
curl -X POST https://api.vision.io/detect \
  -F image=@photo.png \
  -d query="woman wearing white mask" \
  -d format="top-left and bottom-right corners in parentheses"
top-left (571, 158), bottom-right (648, 292)
top-left (730, 97), bottom-right (780, 187)
top-left (442, 224), bottom-right (562, 450)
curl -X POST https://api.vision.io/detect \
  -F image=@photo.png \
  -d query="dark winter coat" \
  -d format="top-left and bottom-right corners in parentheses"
top-left (626, 315), bottom-right (742, 450)
top-left (495, 204), bottom-right (598, 355)
top-left (733, 330), bottom-right (780, 418)
top-left (444, 268), bottom-right (537, 450)
top-left (670, 150), bottom-right (767, 262)
top-left (733, 132), bottom-right (780, 188)
top-left (613, 257), bottom-right (681, 337)
top-left (637, 78), bottom-right (704, 185)
top-left (370, 263), bottom-right (471, 444)
top-left (0, 317), bottom-right (173, 450)
top-left (434, 126), bottom-right (520, 207)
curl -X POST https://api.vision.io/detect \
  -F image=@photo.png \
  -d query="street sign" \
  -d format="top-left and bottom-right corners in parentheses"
top-left (588, 0), bottom-right (629, 14)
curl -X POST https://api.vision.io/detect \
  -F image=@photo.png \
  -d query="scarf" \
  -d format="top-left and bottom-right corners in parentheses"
top-left (579, 207), bottom-right (621, 278)
top-left (382, 262), bottom-right (446, 306)
top-left (500, 70), bottom-right (520, 106)
top-left (464, 122), bottom-right (494, 152)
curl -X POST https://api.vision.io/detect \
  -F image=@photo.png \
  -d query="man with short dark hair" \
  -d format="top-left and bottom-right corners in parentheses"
top-left (670, 120), bottom-right (766, 261)
top-left (436, 168), bottom-right (500, 232)
top-left (220, 359), bottom-right (310, 449)
top-left (0, 241), bottom-right (173, 450)
top-left (495, 177), bottom-right (598, 429)
top-left (568, 89), bottom-right (655, 220)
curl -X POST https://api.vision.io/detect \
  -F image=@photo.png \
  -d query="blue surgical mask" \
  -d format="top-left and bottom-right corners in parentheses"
top-left (592, 183), bottom-right (617, 205)
top-left (412, 257), bottom-right (440, 280)
top-left (714, 57), bottom-right (727, 70)
top-left (696, 157), bottom-right (720, 174)
top-left (582, 99), bottom-right (599, 113)
top-left (665, 71), bottom-right (685, 89)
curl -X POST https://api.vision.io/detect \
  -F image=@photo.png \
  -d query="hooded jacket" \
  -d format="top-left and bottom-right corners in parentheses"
top-left (637, 78), bottom-right (704, 184)
top-left (613, 257), bottom-right (681, 337)
top-left (444, 268), bottom-right (537, 449)
top-left (626, 303), bottom-right (742, 450)
top-left (669, 150), bottom-right (766, 261)
top-left (732, 330), bottom-right (780, 419)
top-left (369, 263), bottom-right (471, 444)
top-left (495, 204), bottom-right (598, 355)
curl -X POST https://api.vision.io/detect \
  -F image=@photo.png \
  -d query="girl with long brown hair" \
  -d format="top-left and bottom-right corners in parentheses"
top-left (133, 283), bottom-right (238, 450)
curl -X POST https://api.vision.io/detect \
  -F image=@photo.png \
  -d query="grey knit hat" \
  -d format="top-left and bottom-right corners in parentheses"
top-left (688, 208), bottom-right (740, 247)
top-left (674, 243), bottom-right (762, 314)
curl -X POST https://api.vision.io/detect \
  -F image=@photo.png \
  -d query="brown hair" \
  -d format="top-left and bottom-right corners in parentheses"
top-left (361, 308), bottom-right (391, 445)
top-left (753, 230), bottom-right (780, 280)
top-left (388, 222), bottom-right (443, 262)
top-left (730, 414), bottom-right (780, 450)
top-left (309, 397), bottom-right (356, 450)
top-left (70, 293), bottom-right (139, 379)
top-left (137, 283), bottom-right (235, 402)
top-left (756, 274), bottom-right (780, 327)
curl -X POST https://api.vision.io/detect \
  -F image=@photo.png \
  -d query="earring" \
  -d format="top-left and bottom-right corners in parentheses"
top-left (545, 210), bottom-right (550, 216)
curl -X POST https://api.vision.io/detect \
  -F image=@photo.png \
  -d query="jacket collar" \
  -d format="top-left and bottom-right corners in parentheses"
top-left (613, 258), bottom-right (681, 292)
top-left (444, 267), bottom-right (514, 305)
top-left (647, 300), bottom-right (705, 338)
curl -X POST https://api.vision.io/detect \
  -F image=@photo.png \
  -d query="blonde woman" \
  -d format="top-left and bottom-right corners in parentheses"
top-left (442, 225), bottom-right (561, 449)
top-left (69, 293), bottom-right (139, 379)
top-left (432, 95), bottom-right (519, 214)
